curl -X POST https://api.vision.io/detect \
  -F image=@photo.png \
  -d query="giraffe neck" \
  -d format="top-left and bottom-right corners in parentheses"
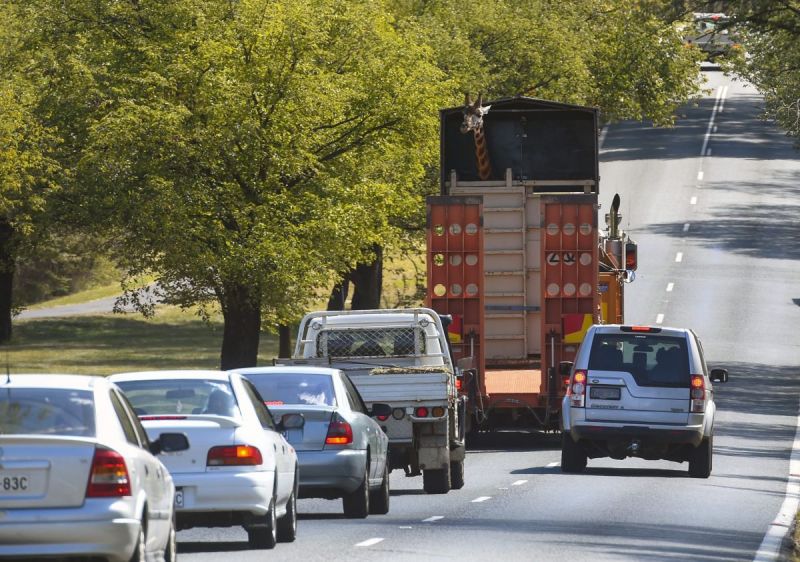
top-left (473, 124), bottom-right (491, 181)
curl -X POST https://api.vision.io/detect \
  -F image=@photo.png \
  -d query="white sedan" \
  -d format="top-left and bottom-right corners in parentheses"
top-left (111, 370), bottom-right (300, 549)
top-left (0, 374), bottom-right (188, 562)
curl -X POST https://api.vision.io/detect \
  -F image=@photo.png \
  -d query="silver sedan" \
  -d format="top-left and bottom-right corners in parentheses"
top-left (231, 366), bottom-right (391, 518)
top-left (0, 374), bottom-right (188, 562)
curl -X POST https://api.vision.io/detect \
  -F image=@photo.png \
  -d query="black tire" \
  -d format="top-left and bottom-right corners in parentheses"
top-left (277, 472), bottom-right (298, 542)
top-left (423, 464), bottom-right (451, 494)
top-left (129, 522), bottom-right (146, 562)
top-left (560, 433), bottom-right (587, 473)
top-left (343, 462), bottom-right (369, 518)
top-left (163, 514), bottom-right (177, 562)
top-left (689, 436), bottom-right (713, 478)
top-left (247, 498), bottom-right (277, 549)
top-left (369, 461), bottom-right (390, 515)
top-left (450, 459), bottom-right (465, 490)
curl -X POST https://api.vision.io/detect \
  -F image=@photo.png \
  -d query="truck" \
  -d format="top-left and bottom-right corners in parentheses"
top-left (286, 308), bottom-right (467, 494)
top-left (428, 95), bottom-right (636, 432)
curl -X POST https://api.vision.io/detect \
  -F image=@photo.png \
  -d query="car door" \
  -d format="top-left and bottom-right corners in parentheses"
top-left (340, 374), bottom-right (383, 481)
top-left (240, 379), bottom-right (293, 502)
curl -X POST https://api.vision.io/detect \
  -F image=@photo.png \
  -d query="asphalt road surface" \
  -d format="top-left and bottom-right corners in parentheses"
top-left (177, 70), bottom-right (800, 561)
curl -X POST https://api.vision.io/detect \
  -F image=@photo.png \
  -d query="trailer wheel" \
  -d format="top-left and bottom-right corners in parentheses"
top-left (423, 465), bottom-right (451, 494)
top-left (560, 433), bottom-right (587, 473)
top-left (449, 460), bottom-right (465, 490)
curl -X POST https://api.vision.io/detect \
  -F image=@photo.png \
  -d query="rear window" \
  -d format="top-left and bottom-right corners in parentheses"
top-left (245, 373), bottom-right (336, 407)
top-left (588, 334), bottom-right (690, 387)
top-left (115, 379), bottom-right (240, 418)
top-left (317, 327), bottom-right (424, 358)
top-left (0, 388), bottom-right (95, 437)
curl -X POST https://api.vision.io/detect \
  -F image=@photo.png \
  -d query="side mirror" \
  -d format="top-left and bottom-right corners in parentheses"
top-left (150, 432), bottom-right (190, 455)
top-left (279, 413), bottom-right (305, 431)
top-left (559, 361), bottom-right (573, 377)
top-left (369, 403), bottom-right (392, 418)
top-left (710, 368), bottom-right (728, 383)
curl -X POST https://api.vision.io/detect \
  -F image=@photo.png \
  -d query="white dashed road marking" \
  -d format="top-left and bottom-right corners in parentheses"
top-left (683, 223), bottom-right (691, 232)
top-left (422, 516), bottom-right (444, 523)
top-left (675, 252), bottom-right (683, 263)
top-left (656, 314), bottom-right (664, 325)
top-left (546, 462), bottom-right (560, 468)
top-left (356, 538), bottom-right (384, 547)
top-left (471, 496), bottom-right (491, 503)
top-left (666, 282), bottom-right (674, 292)
top-left (690, 196), bottom-right (697, 205)
top-left (512, 479), bottom-right (528, 486)
top-left (697, 170), bottom-right (704, 181)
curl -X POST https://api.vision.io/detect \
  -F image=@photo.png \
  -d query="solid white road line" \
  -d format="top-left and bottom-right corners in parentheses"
top-left (512, 479), bottom-right (528, 486)
top-left (656, 314), bottom-right (665, 325)
top-left (675, 252), bottom-right (683, 263)
top-left (546, 461), bottom-right (560, 468)
top-left (471, 496), bottom-right (491, 503)
top-left (666, 282), bottom-right (674, 292)
top-left (422, 516), bottom-right (444, 523)
top-left (690, 196), bottom-right (698, 205)
top-left (683, 223), bottom-right (691, 232)
top-left (700, 86), bottom-right (725, 157)
top-left (356, 538), bottom-right (384, 547)
top-left (753, 399), bottom-right (800, 562)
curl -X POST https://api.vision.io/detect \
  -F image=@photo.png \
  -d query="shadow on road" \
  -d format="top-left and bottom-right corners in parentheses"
top-left (178, 541), bottom-right (250, 554)
top-left (467, 430), bottom-right (560, 453)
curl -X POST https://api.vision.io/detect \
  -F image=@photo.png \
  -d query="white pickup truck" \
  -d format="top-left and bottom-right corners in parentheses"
top-left (285, 308), bottom-right (466, 494)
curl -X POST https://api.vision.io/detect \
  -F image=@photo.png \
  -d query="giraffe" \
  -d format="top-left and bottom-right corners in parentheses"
top-left (460, 93), bottom-right (492, 181)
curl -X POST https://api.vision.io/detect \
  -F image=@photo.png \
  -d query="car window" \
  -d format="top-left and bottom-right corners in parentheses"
top-left (693, 333), bottom-right (709, 377)
top-left (245, 373), bottom-right (337, 407)
top-left (340, 375), bottom-right (367, 414)
top-left (115, 378), bottom-right (241, 419)
top-left (241, 379), bottom-right (276, 431)
top-left (116, 390), bottom-right (150, 446)
top-left (588, 334), bottom-right (690, 387)
top-left (110, 390), bottom-right (141, 446)
top-left (0, 388), bottom-right (95, 437)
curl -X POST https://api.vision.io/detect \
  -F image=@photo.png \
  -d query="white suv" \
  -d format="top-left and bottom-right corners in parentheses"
top-left (561, 325), bottom-right (728, 478)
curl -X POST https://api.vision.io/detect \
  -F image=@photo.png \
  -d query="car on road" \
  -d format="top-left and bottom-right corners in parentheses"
top-left (0, 374), bottom-right (189, 562)
top-left (230, 366), bottom-right (391, 518)
top-left (111, 370), bottom-right (300, 549)
top-left (684, 12), bottom-right (740, 61)
top-left (561, 325), bottom-right (728, 478)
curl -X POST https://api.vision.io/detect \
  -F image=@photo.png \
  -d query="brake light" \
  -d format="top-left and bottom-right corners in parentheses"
top-left (415, 407), bottom-right (429, 418)
top-left (455, 378), bottom-right (463, 391)
top-left (325, 414), bottom-right (353, 445)
top-left (207, 445), bottom-right (263, 466)
top-left (264, 401), bottom-right (284, 406)
top-left (376, 413), bottom-right (390, 422)
top-left (690, 375), bottom-right (706, 412)
top-left (139, 415), bottom-right (187, 421)
top-left (86, 447), bottom-right (131, 497)
top-left (570, 370), bottom-right (587, 407)
top-left (621, 326), bottom-right (662, 333)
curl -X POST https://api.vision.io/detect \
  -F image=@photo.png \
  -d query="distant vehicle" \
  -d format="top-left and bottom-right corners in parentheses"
top-left (560, 325), bottom-right (728, 478)
top-left (231, 366), bottom-right (391, 518)
top-left (685, 13), bottom-right (739, 60)
top-left (111, 370), bottom-right (300, 549)
top-left (0, 374), bottom-right (189, 562)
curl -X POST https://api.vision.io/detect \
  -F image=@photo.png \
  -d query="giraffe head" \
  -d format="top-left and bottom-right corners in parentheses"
top-left (460, 93), bottom-right (491, 134)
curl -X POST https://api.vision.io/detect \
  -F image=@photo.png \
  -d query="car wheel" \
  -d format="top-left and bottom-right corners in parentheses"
top-left (369, 461), bottom-right (390, 515)
top-left (689, 436), bottom-right (713, 478)
top-left (247, 498), bottom-right (277, 549)
top-left (129, 521), bottom-right (146, 562)
top-left (423, 464), bottom-right (451, 494)
top-left (560, 433), bottom-right (587, 473)
top-left (450, 459), bottom-right (465, 490)
top-left (163, 514), bottom-right (177, 562)
top-left (342, 462), bottom-right (369, 518)
top-left (277, 472), bottom-right (298, 542)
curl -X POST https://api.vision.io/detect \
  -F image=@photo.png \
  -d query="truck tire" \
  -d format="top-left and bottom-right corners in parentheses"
top-left (688, 436), bottom-right (712, 478)
top-left (423, 464), bottom-right (451, 494)
top-left (450, 460), bottom-right (465, 490)
top-left (560, 433), bottom-right (587, 473)
top-left (343, 463), bottom-right (370, 518)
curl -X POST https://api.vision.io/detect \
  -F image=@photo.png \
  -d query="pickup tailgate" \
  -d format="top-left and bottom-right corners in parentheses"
top-left (348, 372), bottom-right (450, 404)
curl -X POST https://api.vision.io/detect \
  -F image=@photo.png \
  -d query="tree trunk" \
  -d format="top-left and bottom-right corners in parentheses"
top-left (350, 244), bottom-right (383, 310)
top-left (219, 281), bottom-right (261, 370)
top-left (0, 218), bottom-right (15, 343)
top-left (278, 324), bottom-right (292, 358)
top-left (326, 276), bottom-right (350, 311)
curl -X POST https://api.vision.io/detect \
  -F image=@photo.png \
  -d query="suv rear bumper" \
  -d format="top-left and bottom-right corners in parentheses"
top-left (571, 424), bottom-right (704, 447)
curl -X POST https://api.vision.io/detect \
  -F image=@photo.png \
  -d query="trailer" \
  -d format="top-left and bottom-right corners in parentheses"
top-left (427, 96), bottom-right (636, 431)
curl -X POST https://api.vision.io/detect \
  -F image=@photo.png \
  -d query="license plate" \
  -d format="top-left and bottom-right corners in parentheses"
top-left (590, 386), bottom-right (621, 400)
top-left (0, 472), bottom-right (33, 495)
top-left (174, 487), bottom-right (184, 508)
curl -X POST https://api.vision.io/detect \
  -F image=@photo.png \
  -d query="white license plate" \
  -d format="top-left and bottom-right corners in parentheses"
top-left (174, 487), bottom-right (184, 508)
top-left (590, 386), bottom-right (621, 400)
top-left (0, 472), bottom-right (33, 495)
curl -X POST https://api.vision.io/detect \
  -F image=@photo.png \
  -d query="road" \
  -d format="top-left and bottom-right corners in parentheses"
top-left (177, 70), bottom-right (800, 561)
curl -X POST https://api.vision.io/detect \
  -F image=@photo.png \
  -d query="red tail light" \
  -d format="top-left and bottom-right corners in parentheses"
top-left (690, 375), bottom-right (706, 412)
top-left (455, 378), bottom-right (463, 391)
top-left (325, 414), bottom-right (353, 445)
top-left (86, 447), bottom-right (131, 497)
top-left (376, 413), bottom-right (390, 421)
top-left (207, 445), bottom-right (263, 466)
top-left (415, 407), bottom-right (429, 418)
top-left (569, 370), bottom-right (587, 407)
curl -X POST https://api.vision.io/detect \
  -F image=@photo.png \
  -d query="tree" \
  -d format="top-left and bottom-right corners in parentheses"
top-left (25, 0), bottom-right (448, 368)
